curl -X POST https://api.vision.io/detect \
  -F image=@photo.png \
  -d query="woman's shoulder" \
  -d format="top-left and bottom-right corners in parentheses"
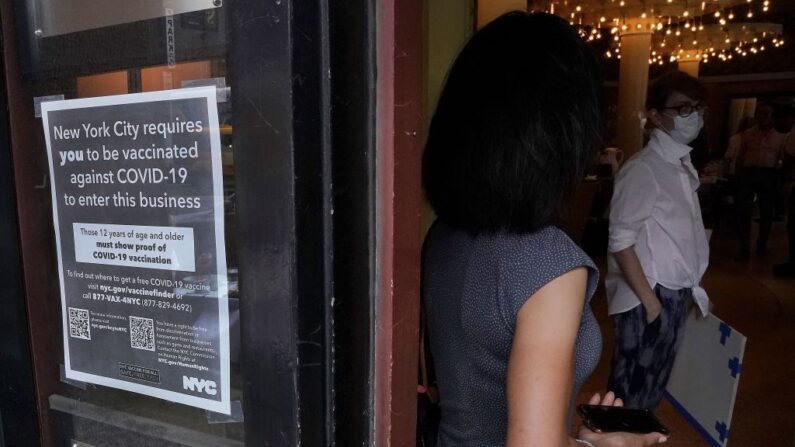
top-left (498, 226), bottom-right (592, 262)
top-left (491, 226), bottom-right (599, 331)
top-left (425, 223), bottom-right (594, 274)
top-left (491, 227), bottom-right (597, 291)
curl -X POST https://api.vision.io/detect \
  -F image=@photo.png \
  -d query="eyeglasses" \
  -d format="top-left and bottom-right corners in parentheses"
top-left (662, 102), bottom-right (708, 118)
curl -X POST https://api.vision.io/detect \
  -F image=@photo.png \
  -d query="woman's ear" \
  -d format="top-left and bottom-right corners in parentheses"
top-left (647, 108), bottom-right (664, 128)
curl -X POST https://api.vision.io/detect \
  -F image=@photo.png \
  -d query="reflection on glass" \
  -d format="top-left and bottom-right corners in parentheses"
top-left (24, 6), bottom-right (244, 445)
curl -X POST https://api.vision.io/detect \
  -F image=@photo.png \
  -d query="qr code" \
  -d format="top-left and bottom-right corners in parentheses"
top-left (68, 308), bottom-right (91, 340)
top-left (129, 316), bottom-right (155, 351)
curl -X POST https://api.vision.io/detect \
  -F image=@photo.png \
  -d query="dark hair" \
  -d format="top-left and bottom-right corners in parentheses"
top-left (422, 12), bottom-right (603, 234)
top-left (646, 71), bottom-right (706, 111)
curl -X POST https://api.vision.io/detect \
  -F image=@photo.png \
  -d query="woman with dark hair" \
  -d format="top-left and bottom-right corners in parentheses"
top-left (606, 71), bottom-right (712, 410)
top-left (422, 11), bottom-right (666, 447)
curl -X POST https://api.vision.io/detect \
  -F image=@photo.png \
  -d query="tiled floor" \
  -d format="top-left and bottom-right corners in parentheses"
top-left (575, 220), bottom-right (795, 446)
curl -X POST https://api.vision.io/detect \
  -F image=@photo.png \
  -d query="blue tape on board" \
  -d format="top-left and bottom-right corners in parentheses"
top-left (719, 322), bottom-right (731, 346)
top-left (728, 357), bottom-right (742, 378)
top-left (715, 421), bottom-right (729, 442)
top-left (664, 391), bottom-right (722, 447)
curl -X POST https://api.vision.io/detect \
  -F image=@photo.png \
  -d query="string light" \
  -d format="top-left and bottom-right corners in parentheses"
top-left (538, 0), bottom-right (783, 66)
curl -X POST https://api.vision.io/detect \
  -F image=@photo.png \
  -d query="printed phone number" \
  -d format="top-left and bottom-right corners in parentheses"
top-left (83, 293), bottom-right (192, 313)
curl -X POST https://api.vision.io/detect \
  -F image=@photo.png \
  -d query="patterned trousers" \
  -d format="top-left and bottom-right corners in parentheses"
top-left (607, 285), bottom-right (692, 410)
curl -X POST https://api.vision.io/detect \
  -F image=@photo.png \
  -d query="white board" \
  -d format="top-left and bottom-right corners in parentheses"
top-left (665, 313), bottom-right (746, 447)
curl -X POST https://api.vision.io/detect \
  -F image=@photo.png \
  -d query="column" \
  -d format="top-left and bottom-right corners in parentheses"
top-left (615, 31), bottom-right (652, 157)
top-left (727, 98), bottom-right (747, 136)
top-left (677, 57), bottom-right (700, 77)
top-left (477, 0), bottom-right (527, 28)
top-left (743, 98), bottom-right (757, 119)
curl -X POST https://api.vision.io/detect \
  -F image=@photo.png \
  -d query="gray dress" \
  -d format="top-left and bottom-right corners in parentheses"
top-left (422, 222), bottom-right (602, 446)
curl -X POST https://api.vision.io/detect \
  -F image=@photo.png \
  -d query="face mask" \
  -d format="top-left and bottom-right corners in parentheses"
top-left (665, 113), bottom-right (703, 145)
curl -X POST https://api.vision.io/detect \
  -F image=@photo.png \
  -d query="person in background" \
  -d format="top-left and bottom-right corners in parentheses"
top-left (422, 12), bottom-right (666, 447)
top-left (774, 112), bottom-right (795, 277)
top-left (735, 102), bottom-right (787, 258)
top-left (606, 71), bottom-right (711, 410)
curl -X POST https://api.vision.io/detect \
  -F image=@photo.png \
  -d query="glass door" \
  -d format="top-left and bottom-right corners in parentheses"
top-left (10, 2), bottom-right (245, 446)
top-left (2, 0), bottom-right (379, 445)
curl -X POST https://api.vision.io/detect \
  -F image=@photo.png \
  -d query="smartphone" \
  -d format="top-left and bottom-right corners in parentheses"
top-left (577, 404), bottom-right (670, 435)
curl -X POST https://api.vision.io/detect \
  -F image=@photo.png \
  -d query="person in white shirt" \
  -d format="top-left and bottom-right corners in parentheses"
top-left (606, 71), bottom-right (711, 410)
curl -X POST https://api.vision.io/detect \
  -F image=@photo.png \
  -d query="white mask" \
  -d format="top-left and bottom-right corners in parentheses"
top-left (665, 113), bottom-right (703, 145)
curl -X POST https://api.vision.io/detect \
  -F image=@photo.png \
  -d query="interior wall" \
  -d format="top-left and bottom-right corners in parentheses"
top-left (422, 0), bottom-right (475, 237)
top-left (76, 70), bottom-right (128, 97)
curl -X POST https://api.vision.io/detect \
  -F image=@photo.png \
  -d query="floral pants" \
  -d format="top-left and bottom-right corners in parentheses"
top-left (607, 285), bottom-right (692, 410)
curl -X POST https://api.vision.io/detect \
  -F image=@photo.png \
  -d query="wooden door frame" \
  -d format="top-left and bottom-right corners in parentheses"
top-left (374, 0), bottom-right (425, 445)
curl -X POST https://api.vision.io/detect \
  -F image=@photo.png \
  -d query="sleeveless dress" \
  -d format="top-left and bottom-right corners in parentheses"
top-left (422, 222), bottom-right (602, 446)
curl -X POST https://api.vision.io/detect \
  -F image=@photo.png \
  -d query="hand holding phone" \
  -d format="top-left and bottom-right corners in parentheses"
top-left (576, 392), bottom-right (669, 447)
top-left (577, 404), bottom-right (669, 435)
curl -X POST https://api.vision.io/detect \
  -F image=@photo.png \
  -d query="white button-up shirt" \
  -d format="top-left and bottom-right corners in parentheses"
top-left (606, 129), bottom-right (710, 316)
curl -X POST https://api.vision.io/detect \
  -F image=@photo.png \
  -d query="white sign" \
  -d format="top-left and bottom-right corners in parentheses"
top-left (666, 313), bottom-right (747, 447)
top-left (73, 223), bottom-right (195, 271)
top-left (42, 87), bottom-right (230, 414)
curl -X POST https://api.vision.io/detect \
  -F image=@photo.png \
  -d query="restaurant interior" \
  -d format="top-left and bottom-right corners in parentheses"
top-left (426, 1), bottom-right (795, 445)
